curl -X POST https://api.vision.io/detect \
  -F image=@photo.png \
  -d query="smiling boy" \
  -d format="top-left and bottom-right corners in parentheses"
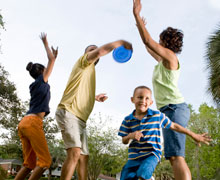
top-left (118, 86), bottom-right (211, 180)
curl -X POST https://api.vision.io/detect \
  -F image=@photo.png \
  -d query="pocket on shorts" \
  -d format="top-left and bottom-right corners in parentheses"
top-left (55, 109), bottom-right (66, 131)
top-left (160, 104), bottom-right (177, 120)
top-left (160, 104), bottom-right (177, 112)
top-left (175, 103), bottom-right (190, 127)
top-left (161, 103), bottom-right (190, 127)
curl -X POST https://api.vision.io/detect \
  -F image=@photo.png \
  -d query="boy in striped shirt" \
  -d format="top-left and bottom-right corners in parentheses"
top-left (118, 86), bottom-right (211, 180)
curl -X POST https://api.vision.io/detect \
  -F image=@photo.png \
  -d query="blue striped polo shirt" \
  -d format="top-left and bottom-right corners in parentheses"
top-left (118, 108), bottom-right (172, 162)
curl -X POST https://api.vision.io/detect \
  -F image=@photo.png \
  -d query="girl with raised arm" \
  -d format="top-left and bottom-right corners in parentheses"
top-left (15, 33), bottom-right (58, 180)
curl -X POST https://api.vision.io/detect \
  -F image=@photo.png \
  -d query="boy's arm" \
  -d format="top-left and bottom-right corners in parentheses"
top-left (87, 40), bottom-right (132, 64)
top-left (122, 131), bottom-right (143, 144)
top-left (170, 123), bottom-right (211, 146)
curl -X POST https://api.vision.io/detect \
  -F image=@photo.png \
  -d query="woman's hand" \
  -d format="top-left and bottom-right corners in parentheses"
top-left (40, 32), bottom-right (58, 60)
top-left (133, 0), bottom-right (142, 16)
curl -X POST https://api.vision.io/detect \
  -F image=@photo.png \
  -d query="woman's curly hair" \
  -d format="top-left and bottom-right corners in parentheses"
top-left (159, 27), bottom-right (184, 53)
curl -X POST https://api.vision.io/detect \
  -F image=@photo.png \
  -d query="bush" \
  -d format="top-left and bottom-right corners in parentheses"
top-left (0, 166), bottom-right (8, 180)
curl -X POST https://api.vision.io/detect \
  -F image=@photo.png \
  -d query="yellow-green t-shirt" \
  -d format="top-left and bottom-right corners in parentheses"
top-left (57, 54), bottom-right (96, 122)
top-left (152, 61), bottom-right (184, 109)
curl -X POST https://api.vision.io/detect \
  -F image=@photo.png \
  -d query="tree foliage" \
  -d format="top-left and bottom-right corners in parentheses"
top-left (0, 64), bottom-right (25, 133)
top-left (47, 141), bottom-right (66, 180)
top-left (0, 11), bottom-right (5, 52)
top-left (185, 103), bottom-right (220, 179)
top-left (205, 24), bottom-right (220, 105)
top-left (0, 11), bottom-right (4, 29)
top-left (0, 166), bottom-right (7, 180)
top-left (0, 64), bottom-right (26, 158)
top-left (154, 157), bottom-right (174, 180)
top-left (87, 114), bottom-right (127, 180)
top-left (154, 103), bottom-right (220, 180)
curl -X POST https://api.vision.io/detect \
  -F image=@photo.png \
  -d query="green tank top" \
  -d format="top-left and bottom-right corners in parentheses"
top-left (152, 61), bottom-right (184, 109)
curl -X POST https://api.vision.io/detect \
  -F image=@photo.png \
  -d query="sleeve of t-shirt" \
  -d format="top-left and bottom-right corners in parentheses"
top-left (160, 112), bottom-right (172, 129)
top-left (78, 53), bottom-right (92, 69)
top-left (118, 119), bottom-right (131, 137)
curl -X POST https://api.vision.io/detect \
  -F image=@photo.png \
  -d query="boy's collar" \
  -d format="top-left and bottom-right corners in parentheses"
top-left (128, 108), bottom-right (154, 120)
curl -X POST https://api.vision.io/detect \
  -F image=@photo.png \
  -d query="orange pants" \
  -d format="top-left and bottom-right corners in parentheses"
top-left (18, 115), bottom-right (51, 170)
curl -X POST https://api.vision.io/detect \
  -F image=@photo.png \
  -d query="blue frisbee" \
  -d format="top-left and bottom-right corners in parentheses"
top-left (112, 45), bottom-right (132, 63)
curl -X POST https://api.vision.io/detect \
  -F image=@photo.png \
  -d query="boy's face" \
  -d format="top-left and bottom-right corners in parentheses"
top-left (131, 88), bottom-right (153, 114)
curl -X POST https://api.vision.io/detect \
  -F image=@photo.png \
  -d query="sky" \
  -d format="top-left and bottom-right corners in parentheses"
top-left (1, 0), bottom-right (220, 129)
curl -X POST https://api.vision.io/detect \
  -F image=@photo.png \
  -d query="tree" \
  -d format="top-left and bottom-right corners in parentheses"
top-left (101, 147), bottom-right (128, 177)
top-left (0, 12), bottom-right (4, 29)
top-left (205, 24), bottom-right (220, 105)
top-left (0, 64), bottom-right (26, 158)
top-left (154, 157), bottom-right (174, 180)
top-left (0, 166), bottom-right (7, 180)
top-left (0, 16), bottom-right (24, 159)
top-left (87, 113), bottom-right (127, 180)
top-left (47, 140), bottom-right (66, 180)
top-left (0, 64), bottom-right (25, 135)
top-left (185, 103), bottom-right (220, 179)
top-left (154, 103), bottom-right (220, 180)
top-left (0, 11), bottom-right (5, 52)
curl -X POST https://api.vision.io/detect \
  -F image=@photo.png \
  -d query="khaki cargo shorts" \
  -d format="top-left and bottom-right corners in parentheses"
top-left (55, 109), bottom-right (89, 155)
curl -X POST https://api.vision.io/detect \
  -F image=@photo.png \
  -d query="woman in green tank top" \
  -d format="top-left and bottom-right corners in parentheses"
top-left (133, 0), bottom-right (193, 180)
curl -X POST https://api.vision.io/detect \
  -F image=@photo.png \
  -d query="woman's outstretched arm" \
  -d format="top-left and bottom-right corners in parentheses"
top-left (133, 0), bottom-right (177, 65)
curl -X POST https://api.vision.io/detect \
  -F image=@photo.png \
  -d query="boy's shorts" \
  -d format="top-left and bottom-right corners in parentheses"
top-left (18, 115), bottom-right (51, 170)
top-left (120, 154), bottom-right (158, 180)
top-left (55, 109), bottom-right (89, 155)
top-left (160, 103), bottom-right (190, 159)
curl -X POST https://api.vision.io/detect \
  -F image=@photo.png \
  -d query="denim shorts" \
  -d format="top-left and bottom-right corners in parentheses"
top-left (160, 103), bottom-right (190, 159)
top-left (120, 154), bottom-right (158, 180)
